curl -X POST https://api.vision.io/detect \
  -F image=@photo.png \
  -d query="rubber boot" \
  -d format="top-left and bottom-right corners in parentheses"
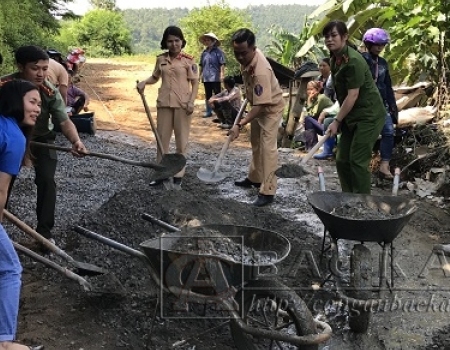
top-left (314, 136), bottom-right (336, 160)
top-left (203, 101), bottom-right (212, 118)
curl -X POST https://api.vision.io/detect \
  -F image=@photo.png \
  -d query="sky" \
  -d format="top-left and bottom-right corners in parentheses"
top-left (66, 0), bottom-right (325, 14)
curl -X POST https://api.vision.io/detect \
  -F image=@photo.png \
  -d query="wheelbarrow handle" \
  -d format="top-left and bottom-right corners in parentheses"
top-left (73, 225), bottom-right (149, 262)
top-left (141, 213), bottom-right (180, 232)
top-left (30, 141), bottom-right (165, 170)
top-left (12, 241), bottom-right (92, 292)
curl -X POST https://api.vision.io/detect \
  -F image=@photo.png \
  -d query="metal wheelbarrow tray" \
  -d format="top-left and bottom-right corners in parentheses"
top-left (308, 191), bottom-right (417, 333)
top-left (74, 223), bottom-right (332, 348)
top-left (140, 224), bottom-right (291, 290)
top-left (308, 191), bottom-right (417, 243)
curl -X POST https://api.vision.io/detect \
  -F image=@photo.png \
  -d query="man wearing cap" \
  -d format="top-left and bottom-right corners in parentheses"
top-left (199, 32), bottom-right (226, 118)
top-left (229, 28), bottom-right (285, 207)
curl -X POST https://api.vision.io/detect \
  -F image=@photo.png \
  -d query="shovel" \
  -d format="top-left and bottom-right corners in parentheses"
top-left (13, 241), bottom-right (126, 296)
top-left (13, 240), bottom-right (93, 291)
top-left (197, 99), bottom-right (248, 183)
top-left (4, 209), bottom-right (108, 276)
top-left (30, 142), bottom-right (186, 182)
top-left (275, 131), bottom-right (331, 178)
top-left (137, 82), bottom-right (185, 188)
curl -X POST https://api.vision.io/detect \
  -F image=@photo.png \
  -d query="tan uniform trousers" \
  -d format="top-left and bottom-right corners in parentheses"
top-left (156, 107), bottom-right (192, 178)
top-left (248, 111), bottom-right (282, 196)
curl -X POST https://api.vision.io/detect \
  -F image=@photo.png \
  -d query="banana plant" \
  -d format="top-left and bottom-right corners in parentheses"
top-left (295, 0), bottom-right (447, 84)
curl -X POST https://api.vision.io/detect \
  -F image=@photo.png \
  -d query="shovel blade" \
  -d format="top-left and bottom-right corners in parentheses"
top-left (197, 166), bottom-right (228, 183)
top-left (149, 153), bottom-right (186, 182)
top-left (73, 261), bottom-right (109, 276)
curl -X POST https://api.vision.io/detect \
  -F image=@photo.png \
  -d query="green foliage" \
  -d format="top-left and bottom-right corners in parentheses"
top-left (89, 0), bottom-right (116, 11)
top-left (120, 4), bottom-right (316, 58)
top-left (68, 9), bottom-right (132, 56)
top-left (121, 8), bottom-right (189, 54)
top-left (296, 0), bottom-right (449, 84)
top-left (0, 0), bottom-right (69, 74)
top-left (180, 1), bottom-right (252, 76)
top-left (246, 4), bottom-right (316, 50)
top-left (265, 21), bottom-right (328, 69)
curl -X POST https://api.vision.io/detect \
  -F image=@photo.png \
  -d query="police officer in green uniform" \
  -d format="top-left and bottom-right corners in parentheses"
top-left (3, 45), bottom-right (87, 242)
top-left (323, 21), bottom-right (385, 194)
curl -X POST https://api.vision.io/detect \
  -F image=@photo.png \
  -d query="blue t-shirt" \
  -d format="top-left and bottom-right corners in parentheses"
top-left (0, 116), bottom-right (25, 176)
top-left (200, 47), bottom-right (226, 82)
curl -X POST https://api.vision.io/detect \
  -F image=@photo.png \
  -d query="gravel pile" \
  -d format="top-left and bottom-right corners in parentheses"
top-left (330, 201), bottom-right (401, 220)
top-left (6, 130), bottom-right (320, 349)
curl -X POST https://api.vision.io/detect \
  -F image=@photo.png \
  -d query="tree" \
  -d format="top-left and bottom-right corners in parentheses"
top-left (295, 0), bottom-right (448, 85)
top-left (89, 0), bottom-right (116, 11)
top-left (0, 0), bottom-right (73, 74)
top-left (180, 0), bottom-right (252, 75)
top-left (74, 9), bottom-right (132, 56)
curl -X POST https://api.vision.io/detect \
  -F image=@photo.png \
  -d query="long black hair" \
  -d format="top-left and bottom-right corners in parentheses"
top-left (0, 79), bottom-right (39, 163)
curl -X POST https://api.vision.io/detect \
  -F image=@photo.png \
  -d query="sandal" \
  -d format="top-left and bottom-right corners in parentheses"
top-left (29, 346), bottom-right (44, 350)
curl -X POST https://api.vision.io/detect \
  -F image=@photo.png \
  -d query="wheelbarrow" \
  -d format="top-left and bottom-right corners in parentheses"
top-left (73, 222), bottom-right (332, 349)
top-left (308, 177), bottom-right (417, 333)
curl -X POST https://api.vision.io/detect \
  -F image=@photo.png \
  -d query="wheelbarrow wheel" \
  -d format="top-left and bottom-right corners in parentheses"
top-left (348, 244), bottom-right (372, 333)
top-left (230, 278), bottom-right (318, 350)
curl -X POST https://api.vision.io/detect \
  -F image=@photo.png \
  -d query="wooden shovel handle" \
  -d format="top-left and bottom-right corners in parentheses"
top-left (213, 99), bottom-right (249, 173)
top-left (3, 209), bottom-right (73, 261)
top-left (136, 81), bottom-right (164, 155)
top-left (12, 241), bottom-right (92, 291)
top-left (30, 141), bottom-right (165, 170)
top-left (301, 132), bottom-right (331, 165)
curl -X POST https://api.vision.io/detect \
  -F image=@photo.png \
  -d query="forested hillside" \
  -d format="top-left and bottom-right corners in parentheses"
top-left (122, 5), bottom-right (316, 54)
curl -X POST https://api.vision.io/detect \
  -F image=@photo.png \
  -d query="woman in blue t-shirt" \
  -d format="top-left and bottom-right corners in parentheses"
top-left (0, 80), bottom-right (44, 350)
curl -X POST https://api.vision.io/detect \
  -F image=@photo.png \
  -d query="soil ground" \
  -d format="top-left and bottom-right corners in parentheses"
top-left (7, 58), bottom-right (450, 350)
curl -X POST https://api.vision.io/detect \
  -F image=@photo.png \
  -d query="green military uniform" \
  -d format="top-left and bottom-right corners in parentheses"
top-left (331, 45), bottom-right (385, 194)
top-left (242, 48), bottom-right (285, 196)
top-left (151, 51), bottom-right (198, 178)
top-left (305, 94), bottom-right (334, 119)
top-left (2, 73), bottom-right (69, 238)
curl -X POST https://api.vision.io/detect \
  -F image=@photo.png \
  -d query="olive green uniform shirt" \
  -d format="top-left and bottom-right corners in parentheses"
top-left (331, 45), bottom-right (385, 126)
top-left (1, 73), bottom-right (68, 139)
top-left (305, 94), bottom-right (334, 119)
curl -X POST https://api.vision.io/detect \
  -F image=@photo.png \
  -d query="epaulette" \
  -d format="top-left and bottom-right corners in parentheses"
top-left (180, 52), bottom-right (194, 60)
top-left (0, 77), bottom-right (13, 87)
top-left (40, 82), bottom-right (55, 97)
top-left (157, 52), bottom-right (167, 57)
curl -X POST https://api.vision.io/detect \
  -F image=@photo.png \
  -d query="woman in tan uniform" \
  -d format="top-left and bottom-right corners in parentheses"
top-left (137, 26), bottom-right (199, 186)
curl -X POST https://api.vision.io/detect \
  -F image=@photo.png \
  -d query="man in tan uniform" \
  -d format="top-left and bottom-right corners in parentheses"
top-left (137, 26), bottom-right (199, 186)
top-left (229, 28), bottom-right (285, 207)
top-left (46, 52), bottom-right (69, 104)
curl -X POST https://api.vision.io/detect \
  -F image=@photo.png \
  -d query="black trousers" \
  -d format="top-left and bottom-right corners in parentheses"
top-left (7, 137), bottom-right (57, 239)
top-left (203, 82), bottom-right (222, 101)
